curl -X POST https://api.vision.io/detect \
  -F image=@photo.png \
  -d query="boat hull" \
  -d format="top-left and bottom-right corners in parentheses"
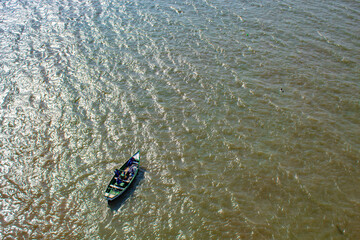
top-left (104, 151), bottom-right (140, 201)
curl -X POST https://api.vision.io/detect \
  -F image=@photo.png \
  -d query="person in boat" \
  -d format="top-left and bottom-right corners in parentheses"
top-left (114, 169), bottom-right (123, 185)
top-left (120, 159), bottom-right (137, 182)
top-left (128, 165), bottom-right (137, 176)
top-left (120, 168), bottom-right (131, 183)
top-left (128, 157), bottom-right (135, 166)
top-left (116, 176), bottom-right (122, 185)
top-left (114, 169), bottom-right (121, 177)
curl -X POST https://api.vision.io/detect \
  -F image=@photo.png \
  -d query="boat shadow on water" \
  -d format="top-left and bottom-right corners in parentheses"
top-left (107, 168), bottom-right (146, 211)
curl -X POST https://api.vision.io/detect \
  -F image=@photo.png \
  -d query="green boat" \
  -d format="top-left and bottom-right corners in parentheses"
top-left (104, 151), bottom-right (140, 201)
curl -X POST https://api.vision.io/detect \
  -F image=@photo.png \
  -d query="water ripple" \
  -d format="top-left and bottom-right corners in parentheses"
top-left (1, 0), bottom-right (359, 239)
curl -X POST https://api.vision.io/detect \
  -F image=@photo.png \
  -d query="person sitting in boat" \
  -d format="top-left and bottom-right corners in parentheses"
top-left (114, 169), bottom-right (123, 185)
top-left (116, 176), bottom-right (122, 185)
top-left (114, 169), bottom-right (121, 177)
top-left (127, 157), bottom-right (134, 166)
top-left (120, 168), bottom-right (131, 182)
top-left (129, 165), bottom-right (137, 176)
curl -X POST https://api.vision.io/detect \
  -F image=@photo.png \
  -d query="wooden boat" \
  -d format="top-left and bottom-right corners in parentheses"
top-left (104, 151), bottom-right (140, 201)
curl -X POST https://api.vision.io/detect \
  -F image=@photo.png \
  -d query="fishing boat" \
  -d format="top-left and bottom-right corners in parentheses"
top-left (104, 151), bottom-right (140, 201)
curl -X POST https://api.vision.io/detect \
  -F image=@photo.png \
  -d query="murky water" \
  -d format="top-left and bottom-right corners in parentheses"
top-left (1, 0), bottom-right (359, 239)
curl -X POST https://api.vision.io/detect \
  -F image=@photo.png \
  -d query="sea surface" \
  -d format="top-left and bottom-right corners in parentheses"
top-left (1, 0), bottom-right (359, 239)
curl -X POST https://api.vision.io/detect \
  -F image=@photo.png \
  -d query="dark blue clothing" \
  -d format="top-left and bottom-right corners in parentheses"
top-left (116, 177), bottom-right (122, 185)
top-left (114, 169), bottom-right (121, 177)
top-left (127, 158), bottom-right (134, 166)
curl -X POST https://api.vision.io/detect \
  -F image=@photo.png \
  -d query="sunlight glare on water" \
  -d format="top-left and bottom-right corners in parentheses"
top-left (0, 0), bottom-right (359, 239)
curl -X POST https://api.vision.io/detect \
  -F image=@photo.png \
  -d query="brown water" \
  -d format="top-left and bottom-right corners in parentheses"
top-left (1, 0), bottom-right (359, 239)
